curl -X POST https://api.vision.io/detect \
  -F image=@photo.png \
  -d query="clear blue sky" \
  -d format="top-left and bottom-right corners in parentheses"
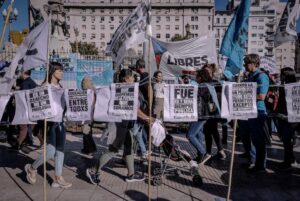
top-left (0, 0), bottom-right (298, 45)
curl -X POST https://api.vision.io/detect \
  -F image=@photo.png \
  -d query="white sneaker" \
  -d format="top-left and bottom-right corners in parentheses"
top-left (25, 164), bottom-right (37, 184)
top-left (189, 160), bottom-right (198, 168)
top-left (51, 177), bottom-right (72, 189)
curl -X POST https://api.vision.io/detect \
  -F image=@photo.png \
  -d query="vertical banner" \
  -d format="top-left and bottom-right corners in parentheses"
top-left (65, 89), bottom-right (94, 122)
top-left (221, 82), bottom-right (257, 119)
top-left (285, 83), bottom-right (300, 122)
top-left (11, 91), bottom-right (36, 125)
top-left (164, 84), bottom-right (198, 122)
top-left (94, 86), bottom-right (121, 122)
top-left (0, 95), bottom-right (11, 120)
top-left (0, 78), bottom-right (16, 95)
top-left (26, 85), bottom-right (57, 121)
top-left (109, 83), bottom-right (139, 120)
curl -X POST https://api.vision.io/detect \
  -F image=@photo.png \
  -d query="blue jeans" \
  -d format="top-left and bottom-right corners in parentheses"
top-left (186, 121), bottom-right (206, 156)
top-left (132, 122), bottom-right (147, 155)
top-left (32, 122), bottom-right (66, 176)
top-left (248, 114), bottom-right (268, 169)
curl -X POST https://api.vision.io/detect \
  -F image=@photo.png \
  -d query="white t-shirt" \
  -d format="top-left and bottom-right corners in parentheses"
top-left (154, 83), bottom-right (165, 99)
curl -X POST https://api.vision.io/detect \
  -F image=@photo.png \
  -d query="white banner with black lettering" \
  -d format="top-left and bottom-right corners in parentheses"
top-left (65, 89), bottom-right (94, 122)
top-left (0, 95), bottom-right (11, 120)
top-left (164, 84), bottom-right (198, 122)
top-left (109, 83), bottom-right (139, 120)
top-left (221, 82), bottom-right (257, 120)
top-left (94, 86), bottom-right (122, 122)
top-left (285, 83), bottom-right (300, 122)
top-left (260, 56), bottom-right (279, 75)
top-left (106, 1), bottom-right (148, 67)
top-left (26, 85), bottom-right (57, 121)
top-left (151, 33), bottom-right (218, 79)
top-left (12, 91), bottom-right (36, 125)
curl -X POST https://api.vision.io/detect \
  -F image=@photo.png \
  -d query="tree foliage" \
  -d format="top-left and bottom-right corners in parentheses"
top-left (70, 41), bottom-right (99, 55)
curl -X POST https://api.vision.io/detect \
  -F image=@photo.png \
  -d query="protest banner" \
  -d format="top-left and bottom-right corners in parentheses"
top-left (164, 84), bottom-right (198, 122)
top-left (0, 77), bottom-right (16, 95)
top-left (26, 85), bottom-right (57, 121)
top-left (65, 89), bottom-right (94, 122)
top-left (221, 82), bottom-right (257, 120)
top-left (285, 83), bottom-right (300, 122)
top-left (152, 33), bottom-right (218, 80)
top-left (0, 95), bottom-right (11, 120)
top-left (260, 56), bottom-right (279, 75)
top-left (109, 83), bottom-right (139, 120)
top-left (94, 86), bottom-right (121, 122)
top-left (11, 91), bottom-right (36, 125)
top-left (47, 87), bottom-right (65, 122)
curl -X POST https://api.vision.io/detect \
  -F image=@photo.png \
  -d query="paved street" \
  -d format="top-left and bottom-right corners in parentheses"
top-left (0, 127), bottom-right (299, 201)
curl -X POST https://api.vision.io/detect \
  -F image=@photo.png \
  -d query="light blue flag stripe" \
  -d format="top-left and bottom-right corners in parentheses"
top-left (220, 0), bottom-right (251, 79)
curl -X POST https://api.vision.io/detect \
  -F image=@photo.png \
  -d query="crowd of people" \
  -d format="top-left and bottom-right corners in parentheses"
top-left (0, 53), bottom-right (299, 189)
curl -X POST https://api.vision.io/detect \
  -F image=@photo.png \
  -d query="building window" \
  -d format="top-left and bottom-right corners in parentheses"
top-left (82, 16), bottom-right (86, 22)
top-left (91, 25), bottom-right (95, 30)
top-left (119, 9), bottom-right (123, 14)
top-left (175, 25), bottom-right (179, 30)
top-left (156, 16), bottom-right (161, 22)
top-left (258, 18), bottom-right (264, 22)
top-left (166, 25), bottom-right (170, 30)
top-left (251, 33), bottom-right (257, 37)
top-left (216, 39), bottom-right (219, 47)
top-left (195, 16), bottom-right (198, 21)
top-left (208, 16), bottom-right (211, 21)
top-left (100, 33), bottom-right (105, 39)
top-left (223, 18), bottom-right (226, 24)
top-left (101, 16), bottom-right (105, 22)
top-left (252, 26), bottom-right (257, 30)
top-left (91, 9), bottom-right (95, 13)
top-left (82, 9), bottom-right (86, 13)
top-left (82, 25), bottom-right (86, 30)
top-left (110, 16), bottom-right (114, 22)
top-left (82, 33), bottom-right (86, 39)
top-left (175, 16), bottom-right (180, 21)
top-left (91, 16), bottom-right (95, 23)
top-left (166, 16), bottom-right (170, 22)
top-left (166, 33), bottom-right (170, 38)
top-left (216, 18), bottom-right (220, 24)
top-left (91, 33), bottom-right (96, 39)
top-left (110, 25), bottom-right (114, 30)
top-left (156, 33), bottom-right (161, 38)
top-left (156, 25), bottom-right (161, 30)
top-left (208, 25), bottom-right (210, 30)
top-left (191, 16), bottom-right (194, 21)
top-left (100, 25), bottom-right (105, 30)
top-left (258, 26), bottom-right (264, 30)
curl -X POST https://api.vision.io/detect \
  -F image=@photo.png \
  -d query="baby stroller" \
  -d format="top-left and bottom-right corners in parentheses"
top-left (151, 134), bottom-right (203, 186)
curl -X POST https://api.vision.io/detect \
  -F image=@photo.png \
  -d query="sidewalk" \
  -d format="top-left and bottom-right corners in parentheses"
top-left (0, 128), bottom-right (299, 201)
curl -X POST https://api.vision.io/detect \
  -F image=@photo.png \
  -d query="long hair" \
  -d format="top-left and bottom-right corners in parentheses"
top-left (42, 62), bottom-right (63, 84)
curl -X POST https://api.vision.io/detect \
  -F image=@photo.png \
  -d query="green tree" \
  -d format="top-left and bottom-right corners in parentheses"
top-left (70, 41), bottom-right (99, 55)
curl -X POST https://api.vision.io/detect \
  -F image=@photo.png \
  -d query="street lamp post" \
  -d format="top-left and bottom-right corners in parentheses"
top-left (2, 7), bottom-right (18, 42)
top-left (73, 23), bottom-right (79, 54)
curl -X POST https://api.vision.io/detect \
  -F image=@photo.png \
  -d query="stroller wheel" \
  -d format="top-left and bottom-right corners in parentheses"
top-left (152, 176), bottom-right (162, 186)
top-left (153, 167), bottom-right (162, 176)
top-left (192, 175), bottom-right (203, 186)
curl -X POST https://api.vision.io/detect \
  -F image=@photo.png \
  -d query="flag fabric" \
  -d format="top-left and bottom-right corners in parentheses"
top-left (220, 0), bottom-right (251, 80)
top-left (4, 19), bottom-right (49, 79)
top-left (274, 0), bottom-right (300, 47)
top-left (0, 0), bottom-right (5, 9)
top-left (151, 33), bottom-right (218, 80)
top-left (106, 1), bottom-right (149, 67)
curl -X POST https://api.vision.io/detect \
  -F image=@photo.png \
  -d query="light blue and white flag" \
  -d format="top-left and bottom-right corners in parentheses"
top-left (220, 0), bottom-right (251, 80)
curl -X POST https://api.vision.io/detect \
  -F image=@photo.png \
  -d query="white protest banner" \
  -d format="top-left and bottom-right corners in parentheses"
top-left (5, 20), bottom-right (49, 79)
top-left (151, 33), bottom-right (218, 79)
top-left (94, 86), bottom-right (121, 122)
top-left (221, 82), bottom-right (232, 119)
top-left (109, 83), bottom-right (139, 120)
top-left (47, 87), bottom-right (65, 122)
top-left (228, 82), bottom-right (257, 119)
top-left (0, 95), bottom-right (11, 120)
top-left (0, 77), bottom-right (16, 95)
top-left (285, 83), bottom-right (300, 122)
top-left (65, 89), bottom-right (94, 122)
top-left (106, 1), bottom-right (148, 67)
top-left (260, 56), bottom-right (279, 75)
top-left (11, 91), bottom-right (36, 125)
top-left (164, 84), bottom-right (198, 122)
top-left (26, 85), bottom-right (57, 121)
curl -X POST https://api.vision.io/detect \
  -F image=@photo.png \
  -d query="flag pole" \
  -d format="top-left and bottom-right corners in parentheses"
top-left (225, 71), bottom-right (242, 201)
top-left (146, 0), bottom-right (152, 200)
top-left (0, 0), bottom-right (14, 48)
top-left (43, 12), bottom-right (52, 201)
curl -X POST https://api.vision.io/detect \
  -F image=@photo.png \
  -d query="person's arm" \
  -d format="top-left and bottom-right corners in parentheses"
top-left (137, 108), bottom-right (150, 122)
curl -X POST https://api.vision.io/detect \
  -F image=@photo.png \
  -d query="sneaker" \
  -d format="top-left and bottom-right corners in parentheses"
top-left (189, 160), bottom-right (198, 168)
top-left (52, 177), bottom-right (72, 188)
top-left (86, 168), bottom-right (100, 185)
top-left (125, 172), bottom-right (145, 183)
top-left (24, 164), bottom-right (37, 184)
top-left (19, 145), bottom-right (31, 155)
top-left (216, 150), bottom-right (226, 160)
top-left (247, 166), bottom-right (266, 174)
top-left (199, 153), bottom-right (212, 165)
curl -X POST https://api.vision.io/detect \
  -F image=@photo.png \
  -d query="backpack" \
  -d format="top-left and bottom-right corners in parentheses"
top-left (253, 72), bottom-right (279, 113)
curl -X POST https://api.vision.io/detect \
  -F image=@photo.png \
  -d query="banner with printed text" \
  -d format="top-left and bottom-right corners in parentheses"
top-left (12, 91), bottom-right (36, 125)
top-left (164, 84), bottom-right (198, 122)
top-left (65, 89), bottom-right (94, 122)
top-left (0, 95), bottom-right (11, 120)
top-left (108, 83), bottom-right (139, 120)
top-left (26, 85), bottom-right (57, 121)
top-left (152, 33), bottom-right (218, 80)
top-left (285, 83), bottom-right (300, 122)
